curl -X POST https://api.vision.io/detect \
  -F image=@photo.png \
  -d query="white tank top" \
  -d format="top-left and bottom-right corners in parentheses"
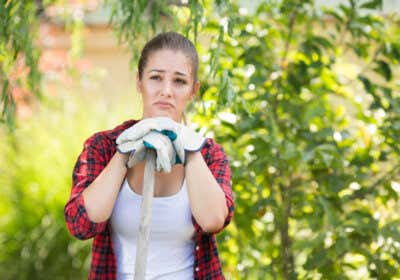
top-left (110, 177), bottom-right (195, 280)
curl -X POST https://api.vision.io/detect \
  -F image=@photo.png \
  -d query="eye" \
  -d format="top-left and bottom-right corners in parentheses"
top-left (150, 75), bottom-right (161, 81)
top-left (175, 78), bottom-right (187, 85)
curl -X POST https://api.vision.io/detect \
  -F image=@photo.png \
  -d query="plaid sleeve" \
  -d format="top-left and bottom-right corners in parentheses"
top-left (194, 139), bottom-right (234, 235)
top-left (64, 133), bottom-right (110, 240)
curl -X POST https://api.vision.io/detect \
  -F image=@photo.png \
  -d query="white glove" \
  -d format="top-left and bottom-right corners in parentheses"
top-left (142, 131), bottom-right (176, 173)
top-left (120, 140), bottom-right (147, 167)
top-left (116, 117), bottom-right (178, 172)
top-left (117, 137), bottom-right (146, 154)
top-left (117, 131), bottom-right (176, 172)
top-left (116, 117), bottom-right (177, 146)
top-left (172, 123), bottom-right (207, 165)
top-left (116, 117), bottom-right (206, 168)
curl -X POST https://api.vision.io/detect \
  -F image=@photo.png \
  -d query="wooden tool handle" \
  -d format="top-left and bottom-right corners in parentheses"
top-left (134, 150), bottom-right (156, 280)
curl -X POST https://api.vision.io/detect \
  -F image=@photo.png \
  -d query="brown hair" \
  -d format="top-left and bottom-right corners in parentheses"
top-left (138, 32), bottom-right (199, 82)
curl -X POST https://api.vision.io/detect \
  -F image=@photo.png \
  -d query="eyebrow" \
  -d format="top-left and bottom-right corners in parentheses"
top-left (148, 69), bottom-right (187, 76)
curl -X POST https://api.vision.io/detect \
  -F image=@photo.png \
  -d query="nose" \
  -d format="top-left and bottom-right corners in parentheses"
top-left (160, 80), bottom-right (173, 97)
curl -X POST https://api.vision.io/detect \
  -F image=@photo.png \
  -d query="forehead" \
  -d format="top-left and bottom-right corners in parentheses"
top-left (145, 49), bottom-right (193, 75)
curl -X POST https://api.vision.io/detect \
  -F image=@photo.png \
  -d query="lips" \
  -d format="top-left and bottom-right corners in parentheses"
top-left (154, 101), bottom-right (174, 108)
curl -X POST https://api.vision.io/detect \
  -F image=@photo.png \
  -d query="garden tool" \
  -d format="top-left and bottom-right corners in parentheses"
top-left (115, 118), bottom-right (207, 280)
top-left (134, 150), bottom-right (156, 280)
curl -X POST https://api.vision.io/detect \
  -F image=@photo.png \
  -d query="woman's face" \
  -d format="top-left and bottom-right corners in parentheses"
top-left (137, 49), bottom-right (200, 122)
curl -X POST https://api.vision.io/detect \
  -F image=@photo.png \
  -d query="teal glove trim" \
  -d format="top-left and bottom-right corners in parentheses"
top-left (143, 141), bottom-right (155, 149)
top-left (161, 129), bottom-right (177, 141)
top-left (144, 129), bottom-right (182, 164)
top-left (175, 154), bottom-right (182, 164)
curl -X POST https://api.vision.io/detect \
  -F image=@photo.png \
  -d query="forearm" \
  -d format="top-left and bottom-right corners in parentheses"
top-left (82, 152), bottom-right (128, 223)
top-left (185, 151), bottom-right (228, 233)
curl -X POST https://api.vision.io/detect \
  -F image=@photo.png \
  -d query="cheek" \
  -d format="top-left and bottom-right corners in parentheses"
top-left (177, 93), bottom-right (193, 108)
top-left (141, 85), bottom-right (157, 99)
top-left (177, 84), bottom-right (194, 96)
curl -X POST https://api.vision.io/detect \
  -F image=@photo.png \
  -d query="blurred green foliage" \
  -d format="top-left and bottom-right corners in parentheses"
top-left (1, 0), bottom-right (400, 279)
top-left (0, 91), bottom-right (142, 279)
top-left (0, 0), bottom-right (46, 129)
top-left (190, 0), bottom-right (400, 279)
top-left (1, 95), bottom-right (90, 278)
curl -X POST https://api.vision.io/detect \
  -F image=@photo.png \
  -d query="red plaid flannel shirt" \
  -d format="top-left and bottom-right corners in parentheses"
top-left (64, 119), bottom-right (234, 280)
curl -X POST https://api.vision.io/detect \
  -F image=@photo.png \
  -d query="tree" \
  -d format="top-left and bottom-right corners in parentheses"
top-left (190, 0), bottom-right (400, 278)
top-left (0, 0), bottom-right (46, 129)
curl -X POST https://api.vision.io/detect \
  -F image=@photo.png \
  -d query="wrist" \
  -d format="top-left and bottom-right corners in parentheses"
top-left (186, 151), bottom-right (202, 166)
top-left (114, 151), bottom-right (129, 169)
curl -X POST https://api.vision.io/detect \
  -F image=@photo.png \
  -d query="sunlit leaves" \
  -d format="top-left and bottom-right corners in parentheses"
top-left (192, 0), bottom-right (400, 278)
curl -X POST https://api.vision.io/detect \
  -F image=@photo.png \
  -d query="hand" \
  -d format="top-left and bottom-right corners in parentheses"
top-left (116, 117), bottom-right (177, 172)
top-left (116, 117), bottom-right (178, 147)
top-left (118, 140), bottom-right (146, 168)
top-left (171, 123), bottom-right (206, 165)
top-left (142, 131), bottom-right (176, 173)
top-left (116, 117), bottom-right (206, 169)
top-left (118, 131), bottom-right (176, 172)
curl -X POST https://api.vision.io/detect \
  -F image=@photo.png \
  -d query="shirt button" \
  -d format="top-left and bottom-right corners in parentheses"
top-left (195, 246), bottom-right (200, 251)
top-left (195, 267), bottom-right (199, 272)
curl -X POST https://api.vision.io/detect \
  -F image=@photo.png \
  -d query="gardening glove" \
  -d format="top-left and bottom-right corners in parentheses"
top-left (171, 123), bottom-right (207, 165)
top-left (118, 130), bottom-right (176, 172)
top-left (142, 131), bottom-right (176, 173)
top-left (116, 116), bottom-right (206, 167)
top-left (122, 141), bottom-right (146, 168)
top-left (116, 117), bottom-right (177, 170)
top-left (116, 117), bottom-right (178, 146)
top-left (123, 117), bottom-right (207, 165)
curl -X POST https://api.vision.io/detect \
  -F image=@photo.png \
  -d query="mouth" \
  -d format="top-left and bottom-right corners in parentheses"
top-left (154, 101), bottom-right (174, 109)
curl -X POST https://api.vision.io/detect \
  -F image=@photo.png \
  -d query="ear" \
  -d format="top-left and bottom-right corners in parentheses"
top-left (191, 80), bottom-right (200, 101)
top-left (136, 72), bottom-right (142, 93)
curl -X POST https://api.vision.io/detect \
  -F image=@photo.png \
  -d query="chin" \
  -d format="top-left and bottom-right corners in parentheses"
top-left (149, 111), bottom-right (173, 119)
top-left (144, 111), bottom-right (181, 122)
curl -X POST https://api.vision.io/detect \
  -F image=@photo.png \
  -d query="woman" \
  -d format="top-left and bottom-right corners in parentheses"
top-left (64, 32), bottom-right (234, 280)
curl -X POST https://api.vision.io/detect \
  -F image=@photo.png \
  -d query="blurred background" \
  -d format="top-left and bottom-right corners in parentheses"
top-left (0, 0), bottom-right (400, 279)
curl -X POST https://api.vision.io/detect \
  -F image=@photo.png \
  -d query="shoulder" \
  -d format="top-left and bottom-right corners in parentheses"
top-left (83, 119), bottom-right (139, 149)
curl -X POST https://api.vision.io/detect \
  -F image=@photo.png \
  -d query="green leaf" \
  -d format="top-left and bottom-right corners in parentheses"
top-left (303, 245), bottom-right (328, 270)
top-left (374, 60), bottom-right (392, 81)
top-left (334, 236), bottom-right (350, 255)
top-left (311, 35), bottom-right (334, 50)
top-left (324, 10), bottom-right (344, 23)
top-left (318, 196), bottom-right (340, 227)
top-left (352, 42), bottom-right (369, 58)
top-left (360, 0), bottom-right (382, 10)
top-left (358, 75), bottom-right (375, 94)
top-left (381, 219), bottom-right (400, 242)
